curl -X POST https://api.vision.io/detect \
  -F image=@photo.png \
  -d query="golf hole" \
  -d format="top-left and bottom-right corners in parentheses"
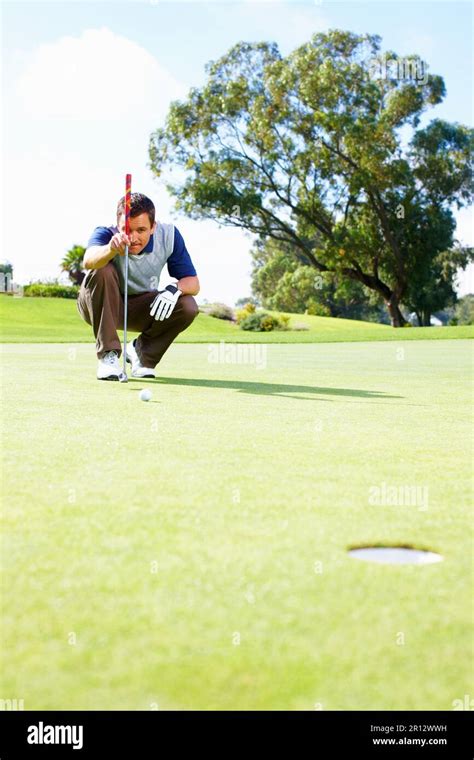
top-left (348, 546), bottom-right (443, 565)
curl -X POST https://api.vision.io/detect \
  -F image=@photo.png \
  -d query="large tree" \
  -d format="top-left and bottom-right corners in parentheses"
top-left (149, 30), bottom-right (473, 326)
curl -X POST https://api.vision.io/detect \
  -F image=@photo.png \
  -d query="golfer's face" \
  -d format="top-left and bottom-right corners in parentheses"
top-left (118, 212), bottom-right (156, 254)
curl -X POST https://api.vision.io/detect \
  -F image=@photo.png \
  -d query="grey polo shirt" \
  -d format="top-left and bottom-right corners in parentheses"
top-left (86, 222), bottom-right (197, 295)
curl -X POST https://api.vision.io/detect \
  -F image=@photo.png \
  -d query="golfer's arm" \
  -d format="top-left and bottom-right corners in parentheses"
top-left (83, 244), bottom-right (116, 270)
top-left (177, 275), bottom-right (200, 296)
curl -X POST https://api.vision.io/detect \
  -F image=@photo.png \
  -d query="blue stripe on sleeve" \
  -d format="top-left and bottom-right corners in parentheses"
top-left (87, 226), bottom-right (116, 249)
top-left (167, 227), bottom-right (197, 279)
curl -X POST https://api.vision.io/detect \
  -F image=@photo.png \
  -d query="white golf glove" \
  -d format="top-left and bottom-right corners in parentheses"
top-left (150, 284), bottom-right (181, 321)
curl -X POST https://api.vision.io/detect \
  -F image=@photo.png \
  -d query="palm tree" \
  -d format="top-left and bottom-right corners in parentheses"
top-left (61, 245), bottom-right (86, 286)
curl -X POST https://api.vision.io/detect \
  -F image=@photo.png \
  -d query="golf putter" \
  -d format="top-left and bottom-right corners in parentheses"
top-left (119, 173), bottom-right (132, 383)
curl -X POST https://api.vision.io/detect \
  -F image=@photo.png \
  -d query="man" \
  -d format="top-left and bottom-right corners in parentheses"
top-left (78, 192), bottom-right (200, 380)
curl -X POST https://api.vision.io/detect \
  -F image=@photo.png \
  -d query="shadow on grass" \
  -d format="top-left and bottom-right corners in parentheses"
top-left (131, 375), bottom-right (402, 402)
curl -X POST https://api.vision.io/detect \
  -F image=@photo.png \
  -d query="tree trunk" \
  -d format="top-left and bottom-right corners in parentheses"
top-left (341, 266), bottom-right (408, 327)
top-left (421, 310), bottom-right (431, 326)
top-left (415, 311), bottom-right (422, 327)
top-left (385, 298), bottom-right (407, 327)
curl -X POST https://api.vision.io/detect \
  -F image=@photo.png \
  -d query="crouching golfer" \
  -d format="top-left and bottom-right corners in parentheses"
top-left (78, 192), bottom-right (200, 380)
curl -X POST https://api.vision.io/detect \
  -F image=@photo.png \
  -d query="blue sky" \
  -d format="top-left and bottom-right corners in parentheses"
top-left (2, 0), bottom-right (473, 302)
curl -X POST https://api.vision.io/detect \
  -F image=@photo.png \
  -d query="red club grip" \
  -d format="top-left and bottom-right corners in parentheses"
top-left (124, 173), bottom-right (132, 235)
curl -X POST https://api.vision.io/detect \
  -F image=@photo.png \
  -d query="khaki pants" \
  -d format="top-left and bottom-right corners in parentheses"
top-left (77, 263), bottom-right (199, 367)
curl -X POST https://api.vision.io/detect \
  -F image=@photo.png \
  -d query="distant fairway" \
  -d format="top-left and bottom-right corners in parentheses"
top-left (0, 295), bottom-right (472, 343)
top-left (1, 337), bottom-right (472, 710)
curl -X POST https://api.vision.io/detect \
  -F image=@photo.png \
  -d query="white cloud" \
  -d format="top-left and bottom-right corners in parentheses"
top-left (16, 27), bottom-right (184, 123)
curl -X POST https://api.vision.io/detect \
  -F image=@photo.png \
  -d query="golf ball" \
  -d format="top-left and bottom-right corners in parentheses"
top-left (139, 389), bottom-right (152, 402)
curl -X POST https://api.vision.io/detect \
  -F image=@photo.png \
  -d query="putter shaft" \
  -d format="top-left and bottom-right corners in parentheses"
top-left (122, 243), bottom-right (129, 379)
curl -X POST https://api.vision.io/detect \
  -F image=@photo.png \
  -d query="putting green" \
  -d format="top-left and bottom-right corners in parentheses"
top-left (1, 339), bottom-right (472, 709)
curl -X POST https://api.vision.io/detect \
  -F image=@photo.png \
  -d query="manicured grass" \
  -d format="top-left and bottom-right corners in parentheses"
top-left (0, 339), bottom-right (471, 709)
top-left (0, 295), bottom-right (472, 343)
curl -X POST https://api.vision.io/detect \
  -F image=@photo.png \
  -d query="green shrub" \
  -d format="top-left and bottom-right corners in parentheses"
top-left (260, 314), bottom-right (279, 331)
top-left (240, 312), bottom-right (267, 331)
top-left (236, 302), bottom-right (256, 324)
top-left (306, 301), bottom-right (332, 317)
top-left (24, 283), bottom-right (79, 299)
top-left (278, 314), bottom-right (290, 330)
top-left (239, 311), bottom-right (289, 332)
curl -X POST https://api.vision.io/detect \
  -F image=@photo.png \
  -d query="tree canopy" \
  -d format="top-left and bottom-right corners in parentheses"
top-left (149, 29), bottom-right (473, 325)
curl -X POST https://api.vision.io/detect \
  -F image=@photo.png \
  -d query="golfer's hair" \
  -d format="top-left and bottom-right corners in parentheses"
top-left (116, 193), bottom-right (155, 227)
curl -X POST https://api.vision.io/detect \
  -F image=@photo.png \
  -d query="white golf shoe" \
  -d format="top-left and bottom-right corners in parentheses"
top-left (97, 350), bottom-right (121, 381)
top-left (126, 339), bottom-right (156, 378)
